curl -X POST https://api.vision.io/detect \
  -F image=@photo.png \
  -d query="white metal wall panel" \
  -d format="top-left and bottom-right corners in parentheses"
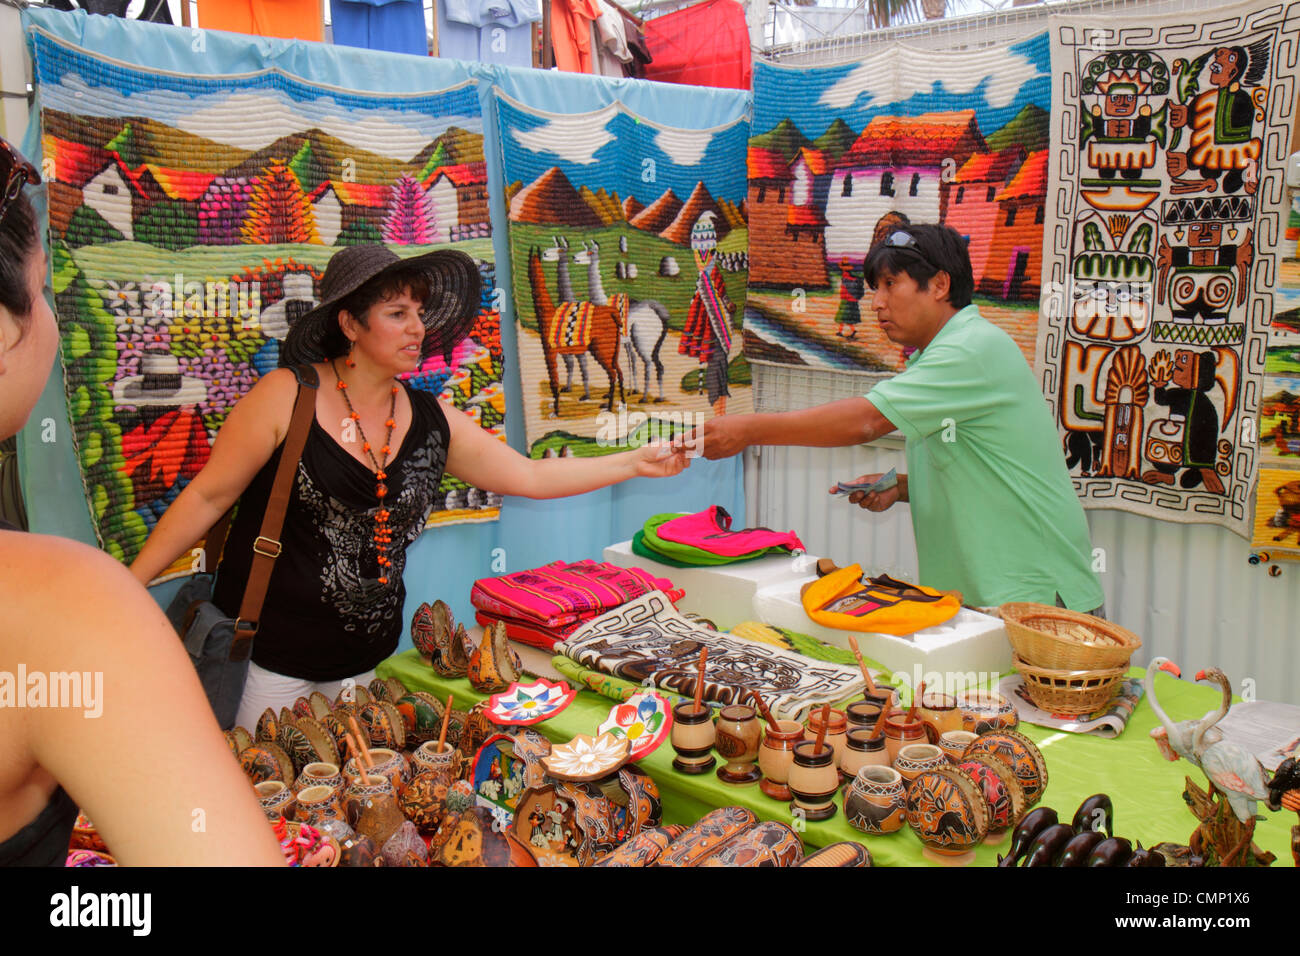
top-left (747, 368), bottom-right (1300, 704)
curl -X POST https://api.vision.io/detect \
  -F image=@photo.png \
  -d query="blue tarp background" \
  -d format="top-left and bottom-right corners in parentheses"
top-left (17, 6), bottom-right (749, 643)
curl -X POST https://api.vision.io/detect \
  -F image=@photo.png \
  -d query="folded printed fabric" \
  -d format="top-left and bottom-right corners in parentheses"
top-left (655, 506), bottom-right (804, 557)
top-left (551, 654), bottom-right (694, 707)
top-left (474, 610), bottom-right (580, 652)
top-left (471, 559), bottom-right (682, 631)
top-left (801, 564), bottom-right (960, 636)
top-left (554, 591), bottom-right (864, 720)
top-left (639, 510), bottom-right (803, 566)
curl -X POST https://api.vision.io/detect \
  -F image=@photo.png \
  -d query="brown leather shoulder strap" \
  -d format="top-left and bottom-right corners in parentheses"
top-left (229, 365), bottom-right (319, 661)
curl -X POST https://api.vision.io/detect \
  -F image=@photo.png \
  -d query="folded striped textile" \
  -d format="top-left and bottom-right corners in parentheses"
top-left (471, 559), bottom-right (683, 633)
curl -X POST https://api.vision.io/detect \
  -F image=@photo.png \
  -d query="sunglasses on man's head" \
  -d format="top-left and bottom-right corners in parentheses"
top-left (1, 138), bottom-right (42, 228)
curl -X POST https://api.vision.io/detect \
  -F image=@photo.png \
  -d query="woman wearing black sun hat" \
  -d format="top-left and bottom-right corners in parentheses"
top-left (130, 243), bottom-right (689, 729)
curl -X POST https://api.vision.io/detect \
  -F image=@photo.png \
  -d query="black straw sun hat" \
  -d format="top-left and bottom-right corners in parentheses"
top-left (279, 244), bottom-right (481, 368)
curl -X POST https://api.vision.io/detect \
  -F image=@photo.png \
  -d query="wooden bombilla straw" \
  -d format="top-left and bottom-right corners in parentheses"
top-left (344, 732), bottom-right (372, 786)
top-left (814, 703), bottom-right (830, 757)
top-left (693, 648), bottom-right (710, 715)
top-left (869, 701), bottom-right (890, 740)
top-left (846, 634), bottom-right (878, 695)
top-left (749, 689), bottom-right (781, 733)
top-left (347, 715), bottom-right (375, 769)
top-left (907, 682), bottom-right (925, 725)
top-left (437, 693), bottom-right (454, 753)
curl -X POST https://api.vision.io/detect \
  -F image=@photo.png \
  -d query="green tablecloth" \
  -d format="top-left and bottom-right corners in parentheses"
top-left (377, 650), bottom-right (1295, 866)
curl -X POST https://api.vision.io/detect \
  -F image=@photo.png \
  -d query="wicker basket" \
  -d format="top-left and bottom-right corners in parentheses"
top-left (1012, 654), bottom-right (1128, 716)
top-left (1000, 602), bottom-right (1141, 671)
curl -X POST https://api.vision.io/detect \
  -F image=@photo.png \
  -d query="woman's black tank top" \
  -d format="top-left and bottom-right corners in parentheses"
top-left (213, 384), bottom-right (449, 681)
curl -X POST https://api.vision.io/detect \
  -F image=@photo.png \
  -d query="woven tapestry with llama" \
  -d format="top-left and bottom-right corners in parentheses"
top-left (29, 29), bottom-right (506, 578)
top-left (495, 89), bottom-right (751, 457)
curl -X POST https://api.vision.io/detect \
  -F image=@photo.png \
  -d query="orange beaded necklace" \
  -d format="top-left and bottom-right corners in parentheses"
top-left (332, 357), bottom-right (398, 586)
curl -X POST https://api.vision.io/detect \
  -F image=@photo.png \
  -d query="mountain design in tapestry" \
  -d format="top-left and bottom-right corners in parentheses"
top-left (30, 31), bottom-right (506, 576)
top-left (496, 90), bottom-right (751, 457)
top-left (747, 35), bottom-right (1051, 374)
top-left (1039, 0), bottom-right (1299, 535)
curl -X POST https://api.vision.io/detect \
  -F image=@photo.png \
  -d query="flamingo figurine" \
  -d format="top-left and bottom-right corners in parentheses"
top-left (1191, 668), bottom-right (1271, 824)
top-left (1145, 657), bottom-right (1222, 762)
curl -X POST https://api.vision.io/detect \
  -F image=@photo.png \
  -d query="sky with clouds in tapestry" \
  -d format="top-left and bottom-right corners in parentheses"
top-left (747, 34), bottom-right (1051, 376)
top-left (495, 89), bottom-right (751, 458)
top-left (29, 30), bottom-right (506, 579)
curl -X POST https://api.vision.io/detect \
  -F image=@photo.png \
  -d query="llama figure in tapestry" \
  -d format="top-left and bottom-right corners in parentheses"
top-left (526, 247), bottom-right (626, 417)
top-left (540, 236), bottom-right (591, 400)
top-left (573, 239), bottom-right (671, 403)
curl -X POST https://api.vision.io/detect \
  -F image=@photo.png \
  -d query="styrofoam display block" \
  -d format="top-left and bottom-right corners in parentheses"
top-left (602, 539), bottom-right (807, 629)
top-left (604, 540), bottom-right (1014, 690)
top-left (753, 575), bottom-right (1013, 688)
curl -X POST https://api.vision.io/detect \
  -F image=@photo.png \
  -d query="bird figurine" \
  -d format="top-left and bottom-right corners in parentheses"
top-left (1191, 668), bottom-right (1271, 824)
top-left (1145, 656), bottom-right (1222, 763)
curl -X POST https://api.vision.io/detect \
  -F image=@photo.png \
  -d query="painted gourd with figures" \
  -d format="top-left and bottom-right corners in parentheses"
top-left (963, 730), bottom-right (1048, 807)
top-left (906, 766), bottom-right (990, 858)
top-left (958, 753), bottom-right (1026, 835)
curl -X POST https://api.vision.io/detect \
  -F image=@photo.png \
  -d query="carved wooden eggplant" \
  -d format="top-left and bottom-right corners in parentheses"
top-left (1086, 836), bottom-right (1133, 867)
top-left (998, 806), bottom-right (1058, 867)
top-left (1023, 823), bottom-right (1075, 867)
top-left (1058, 830), bottom-right (1106, 867)
top-left (1071, 793), bottom-right (1113, 838)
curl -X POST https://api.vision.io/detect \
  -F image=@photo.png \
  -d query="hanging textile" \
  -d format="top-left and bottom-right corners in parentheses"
top-left (1039, 0), bottom-right (1299, 536)
top-left (495, 86), bottom-right (751, 457)
top-left (27, 20), bottom-right (506, 579)
top-left (437, 0), bottom-right (541, 67)
top-left (196, 0), bottom-right (323, 43)
top-left (1251, 230), bottom-right (1300, 560)
top-left (745, 34), bottom-right (1049, 374)
top-left (549, 0), bottom-right (602, 73)
top-left (331, 0), bottom-right (427, 57)
top-left (641, 0), bottom-right (750, 91)
top-left (591, 0), bottom-right (632, 78)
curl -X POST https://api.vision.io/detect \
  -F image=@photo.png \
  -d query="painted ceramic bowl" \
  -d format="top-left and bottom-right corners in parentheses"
top-left (487, 679), bottom-right (577, 726)
top-left (962, 730), bottom-right (1047, 807)
top-left (293, 762), bottom-right (344, 797)
top-left (543, 733), bottom-right (631, 782)
top-left (905, 765), bottom-right (990, 862)
top-left (957, 752), bottom-right (1026, 836)
top-left (894, 743), bottom-right (947, 783)
top-left (295, 785), bottom-right (346, 827)
top-left (841, 728), bottom-right (890, 779)
top-left (938, 730), bottom-right (978, 763)
top-left (411, 741), bottom-right (463, 781)
top-left (255, 780), bottom-right (297, 822)
top-left (596, 692), bottom-right (673, 761)
top-left (955, 690), bottom-right (1019, 734)
top-left (345, 748), bottom-right (410, 795)
top-left (845, 700), bottom-right (884, 734)
top-left (844, 765), bottom-right (906, 835)
top-left (883, 710), bottom-right (927, 762)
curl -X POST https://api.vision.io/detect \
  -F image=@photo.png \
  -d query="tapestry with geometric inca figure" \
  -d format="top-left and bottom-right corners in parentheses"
top-left (1038, 0), bottom-right (1299, 535)
top-left (28, 26), bottom-right (506, 579)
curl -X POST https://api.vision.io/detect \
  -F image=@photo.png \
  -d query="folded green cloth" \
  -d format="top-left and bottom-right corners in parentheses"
top-left (632, 530), bottom-right (768, 568)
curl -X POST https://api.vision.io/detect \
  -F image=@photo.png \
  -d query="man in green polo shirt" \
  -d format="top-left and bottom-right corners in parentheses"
top-left (679, 223), bottom-right (1104, 612)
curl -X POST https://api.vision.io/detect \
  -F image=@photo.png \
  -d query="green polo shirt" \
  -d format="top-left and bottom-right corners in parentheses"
top-left (866, 305), bottom-right (1104, 610)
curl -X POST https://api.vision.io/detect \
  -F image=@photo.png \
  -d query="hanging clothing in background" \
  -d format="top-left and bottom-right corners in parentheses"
top-left (438, 0), bottom-right (542, 67)
top-left (48, 0), bottom-right (173, 21)
top-left (332, 0), bottom-right (427, 56)
top-left (591, 0), bottom-right (632, 78)
top-left (620, 7), bottom-right (652, 78)
top-left (642, 0), bottom-right (751, 90)
top-left (549, 0), bottom-right (601, 73)
top-left (197, 0), bottom-right (323, 43)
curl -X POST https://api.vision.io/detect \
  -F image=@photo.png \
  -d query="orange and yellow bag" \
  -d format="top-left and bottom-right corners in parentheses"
top-left (800, 564), bottom-right (960, 636)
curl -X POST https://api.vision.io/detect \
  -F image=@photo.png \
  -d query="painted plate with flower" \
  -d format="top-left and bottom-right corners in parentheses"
top-left (542, 733), bottom-right (631, 782)
top-left (486, 679), bottom-right (577, 726)
top-left (596, 692), bottom-right (673, 761)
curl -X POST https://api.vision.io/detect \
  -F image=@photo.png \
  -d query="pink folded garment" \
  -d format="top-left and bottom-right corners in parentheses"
top-left (471, 560), bottom-right (683, 631)
top-left (654, 506), bottom-right (804, 557)
top-left (474, 610), bottom-right (579, 652)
